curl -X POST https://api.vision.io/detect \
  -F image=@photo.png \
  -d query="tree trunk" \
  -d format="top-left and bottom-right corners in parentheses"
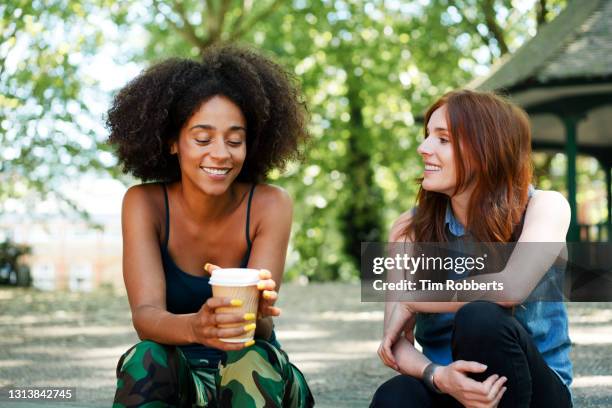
top-left (482, 0), bottom-right (509, 56)
top-left (339, 72), bottom-right (384, 269)
top-left (536, 0), bottom-right (549, 29)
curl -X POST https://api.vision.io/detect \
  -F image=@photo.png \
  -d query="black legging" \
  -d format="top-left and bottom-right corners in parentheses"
top-left (371, 302), bottom-right (572, 407)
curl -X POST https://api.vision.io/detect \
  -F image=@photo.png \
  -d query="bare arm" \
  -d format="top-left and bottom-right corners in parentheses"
top-left (122, 185), bottom-right (248, 350)
top-left (379, 209), bottom-right (507, 405)
top-left (379, 211), bottom-right (422, 371)
top-left (384, 212), bottom-right (412, 328)
top-left (403, 190), bottom-right (571, 314)
top-left (245, 185), bottom-right (293, 340)
top-left (122, 185), bottom-right (194, 344)
top-left (382, 294), bottom-right (430, 376)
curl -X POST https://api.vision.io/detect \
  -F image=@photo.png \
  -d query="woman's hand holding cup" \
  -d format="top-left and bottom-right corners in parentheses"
top-left (204, 263), bottom-right (280, 345)
top-left (256, 269), bottom-right (281, 318)
top-left (205, 263), bottom-right (281, 319)
top-left (190, 296), bottom-right (257, 351)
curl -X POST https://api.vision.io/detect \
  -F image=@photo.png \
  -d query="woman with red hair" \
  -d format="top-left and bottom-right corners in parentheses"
top-left (371, 90), bottom-right (572, 408)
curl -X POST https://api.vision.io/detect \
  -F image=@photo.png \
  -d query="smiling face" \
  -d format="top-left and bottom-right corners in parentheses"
top-left (417, 104), bottom-right (458, 196)
top-left (171, 95), bottom-right (247, 196)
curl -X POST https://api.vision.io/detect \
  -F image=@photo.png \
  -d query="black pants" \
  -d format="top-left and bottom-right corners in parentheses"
top-left (371, 302), bottom-right (572, 407)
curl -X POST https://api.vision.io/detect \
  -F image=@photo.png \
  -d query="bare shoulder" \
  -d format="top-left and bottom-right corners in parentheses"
top-left (249, 184), bottom-right (292, 231)
top-left (389, 209), bottom-right (414, 242)
top-left (529, 189), bottom-right (570, 219)
top-left (252, 183), bottom-right (292, 212)
top-left (122, 183), bottom-right (165, 230)
top-left (520, 189), bottom-right (571, 240)
top-left (123, 183), bottom-right (163, 209)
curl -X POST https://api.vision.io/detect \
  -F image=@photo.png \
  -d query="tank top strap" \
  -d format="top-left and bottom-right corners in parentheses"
top-left (510, 212), bottom-right (526, 242)
top-left (162, 183), bottom-right (255, 266)
top-left (510, 187), bottom-right (535, 242)
top-left (245, 184), bottom-right (256, 248)
top-left (161, 183), bottom-right (170, 250)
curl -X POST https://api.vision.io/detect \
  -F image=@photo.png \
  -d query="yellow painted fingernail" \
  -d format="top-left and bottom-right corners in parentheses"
top-left (244, 313), bottom-right (256, 321)
top-left (230, 299), bottom-right (243, 306)
top-left (257, 282), bottom-right (266, 290)
top-left (204, 263), bottom-right (212, 272)
top-left (244, 340), bottom-right (255, 347)
top-left (263, 292), bottom-right (273, 300)
top-left (244, 323), bottom-right (256, 332)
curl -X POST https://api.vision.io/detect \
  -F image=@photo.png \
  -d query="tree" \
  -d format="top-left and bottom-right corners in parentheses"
top-left (0, 0), bottom-right (130, 215)
top-left (117, 0), bottom-right (572, 280)
top-left (2, 0), bottom-right (572, 280)
top-left (432, 0), bottom-right (566, 64)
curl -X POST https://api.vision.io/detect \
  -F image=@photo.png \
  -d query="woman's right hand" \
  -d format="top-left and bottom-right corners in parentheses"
top-left (189, 296), bottom-right (256, 351)
top-left (434, 361), bottom-right (507, 408)
top-left (378, 304), bottom-right (416, 371)
top-left (378, 329), bottom-right (401, 371)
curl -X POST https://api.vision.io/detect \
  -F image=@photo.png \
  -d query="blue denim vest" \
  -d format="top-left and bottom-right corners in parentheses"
top-left (414, 193), bottom-right (573, 388)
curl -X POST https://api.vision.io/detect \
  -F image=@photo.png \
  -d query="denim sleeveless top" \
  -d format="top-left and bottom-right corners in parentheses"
top-left (414, 189), bottom-right (573, 388)
top-left (160, 184), bottom-right (279, 367)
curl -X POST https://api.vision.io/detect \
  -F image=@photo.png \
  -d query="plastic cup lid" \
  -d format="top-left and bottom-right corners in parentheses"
top-left (209, 268), bottom-right (260, 286)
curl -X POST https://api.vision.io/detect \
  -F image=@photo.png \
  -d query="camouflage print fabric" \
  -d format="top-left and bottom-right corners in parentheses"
top-left (218, 340), bottom-right (313, 407)
top-left (113, 339), bottom-right (314, 408)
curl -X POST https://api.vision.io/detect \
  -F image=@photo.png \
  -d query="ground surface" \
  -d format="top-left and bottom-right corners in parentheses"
top-left (0, 283), bottom-right (611, 407)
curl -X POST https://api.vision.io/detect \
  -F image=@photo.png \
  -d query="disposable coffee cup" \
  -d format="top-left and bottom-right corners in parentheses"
top-left (209, 268), bottom-right (260, 343)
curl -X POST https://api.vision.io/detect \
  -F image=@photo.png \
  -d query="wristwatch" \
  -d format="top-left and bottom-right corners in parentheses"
top-left (423, 363), bottom-right (443, 394)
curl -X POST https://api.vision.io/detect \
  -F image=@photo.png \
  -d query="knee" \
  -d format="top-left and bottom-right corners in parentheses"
top-left (221, 339), bottom-right (285, 379)
top-left (114, 341), bottom-right (181, 405)
top-left (134, 339), bottom-right (169, 353)
top-left (219, 340), bottom-right (288, 404)
top-left (453, 301), bottom-right (508, 343)
top-left (370, 375), bottom-right (429, 408)
top-left (117, 340), bottom-right (175, 374)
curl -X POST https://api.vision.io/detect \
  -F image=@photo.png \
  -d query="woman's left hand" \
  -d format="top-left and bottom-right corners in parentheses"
top-left (204, 264), bottom-right (281, 319)
top-left (256, 269), bottom-right (281, 318)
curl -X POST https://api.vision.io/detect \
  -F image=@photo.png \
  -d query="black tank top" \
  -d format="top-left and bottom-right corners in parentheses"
top-left (160, 183), bottom-right (256, 314)
top-left (159, 183), bottom-right (255, 367)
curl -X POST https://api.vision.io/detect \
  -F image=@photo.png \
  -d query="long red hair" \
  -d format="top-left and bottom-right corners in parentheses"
top-left (405, 90), bottom-right (533, 242)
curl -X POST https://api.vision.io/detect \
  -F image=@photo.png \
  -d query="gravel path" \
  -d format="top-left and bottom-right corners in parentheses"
top-left (0, 284), bottom-right (610, 407)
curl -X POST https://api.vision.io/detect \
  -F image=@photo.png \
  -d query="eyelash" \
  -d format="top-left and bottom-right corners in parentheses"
top-left (195, 139), bottom-right (243, 146)
top-left (424, 134), bottom-right (449, 144)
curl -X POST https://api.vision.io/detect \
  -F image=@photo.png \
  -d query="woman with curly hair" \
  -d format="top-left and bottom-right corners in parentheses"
top-left (371, 90), bottom-right (572, 408)
top-left (108, 45), bottom-right (313, 407)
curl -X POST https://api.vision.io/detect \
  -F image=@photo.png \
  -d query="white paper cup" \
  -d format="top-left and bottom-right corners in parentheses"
top-left (209, 268), bottom-right (260, 343)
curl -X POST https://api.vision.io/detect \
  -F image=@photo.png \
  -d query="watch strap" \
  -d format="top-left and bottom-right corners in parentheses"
top-left (423, 363), bottom-right (443, 394)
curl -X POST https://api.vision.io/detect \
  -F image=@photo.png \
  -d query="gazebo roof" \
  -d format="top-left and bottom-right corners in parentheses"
top-left (472, 0), bottom-right (612, 92)
top-left (469, 0), bottom-right (612, 154)
top-left (466, 0), bottom-right (612, 242)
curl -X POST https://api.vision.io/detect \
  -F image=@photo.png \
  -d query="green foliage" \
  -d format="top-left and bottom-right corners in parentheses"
top-left (0, 238), bottom-right (31, 286)
top-left (127, 0), bottom-right (552, 280)
top-left (0, 238), bottom-right (31, 270)
top-left (0, 0), bottom-right (129, 207)
top-left (534, 152), bottom-right (609, 226)
top-left (4, 0), bottom-right (589, 281)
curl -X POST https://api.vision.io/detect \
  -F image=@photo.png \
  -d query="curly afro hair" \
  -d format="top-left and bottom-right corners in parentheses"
top-left (106, 45), bottom-right (308, 183)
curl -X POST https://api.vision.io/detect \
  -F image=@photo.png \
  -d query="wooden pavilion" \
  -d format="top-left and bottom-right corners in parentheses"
top-left (471, 0), bottom-right (612, 242)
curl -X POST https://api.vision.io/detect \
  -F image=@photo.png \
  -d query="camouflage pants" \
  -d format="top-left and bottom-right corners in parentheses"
top-left (113, 339), bottom-right (314, 407)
